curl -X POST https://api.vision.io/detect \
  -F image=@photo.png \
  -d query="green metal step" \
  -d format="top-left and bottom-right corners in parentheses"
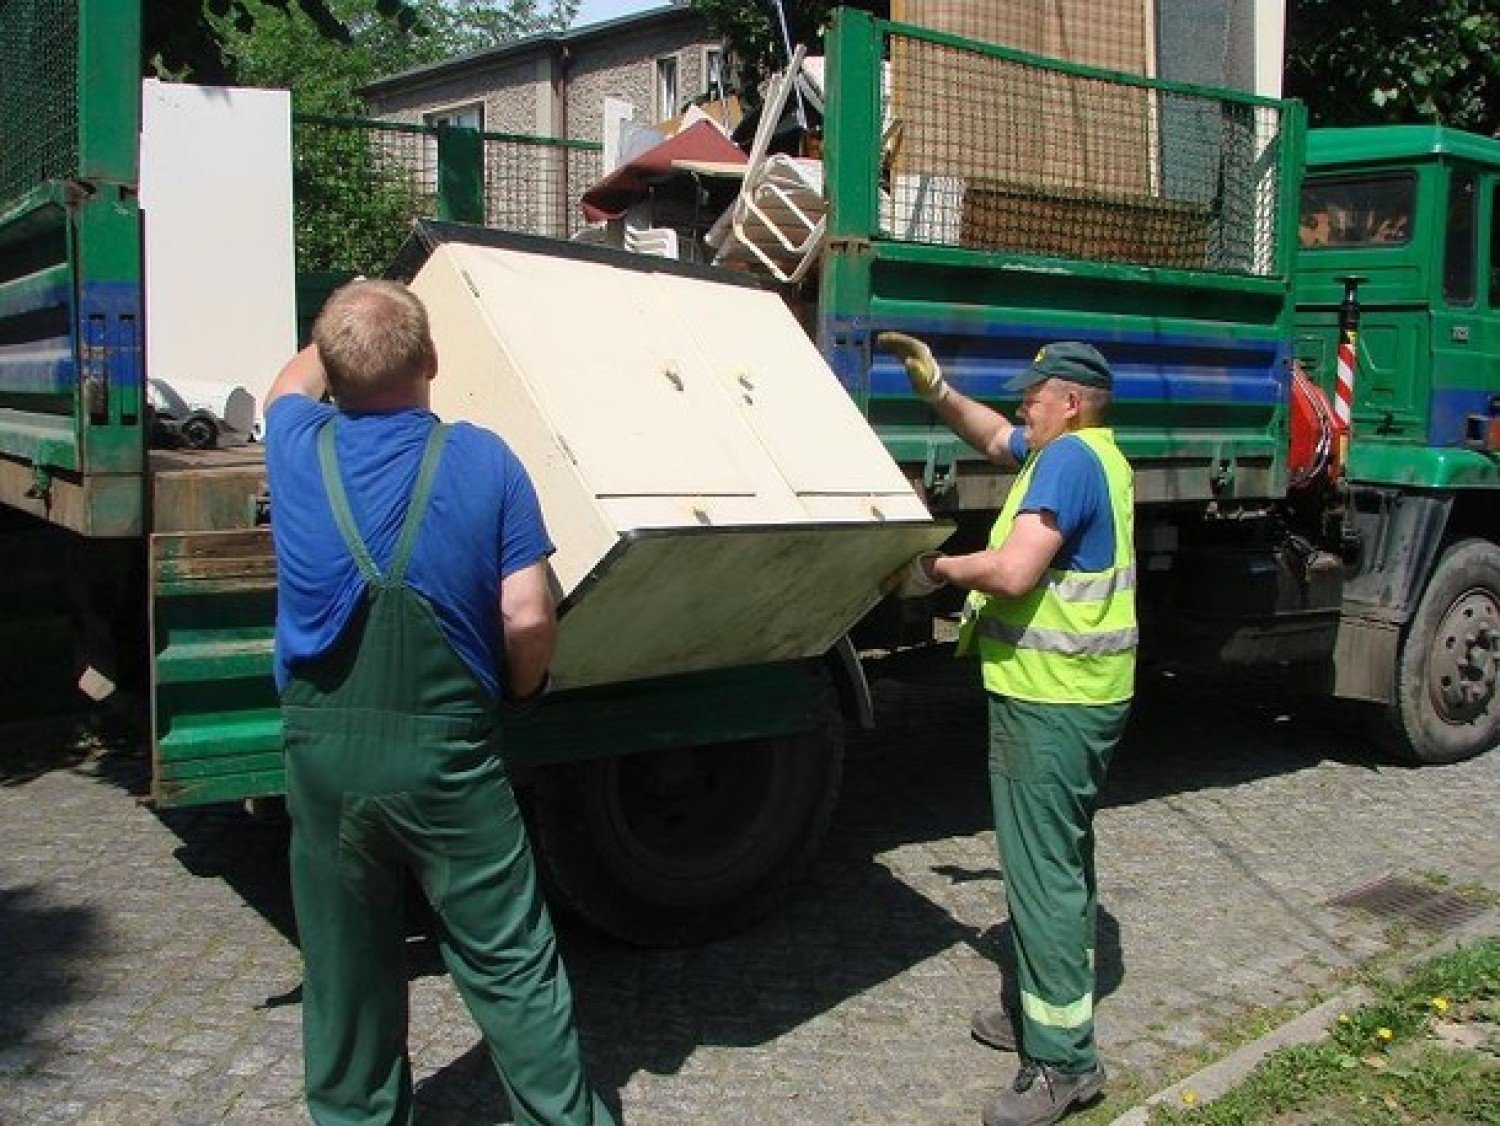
top-left (154, 634), bottom-right (275, 684)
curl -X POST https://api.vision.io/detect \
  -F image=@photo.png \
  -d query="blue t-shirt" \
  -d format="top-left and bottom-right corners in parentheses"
top-left (265, 394), bottom-right (553, 698)
top-left (1006, 430), bottom-right (1115, 572)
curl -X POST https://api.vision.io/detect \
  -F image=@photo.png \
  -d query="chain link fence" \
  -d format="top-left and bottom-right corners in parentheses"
top-left (880, 25), bottom-right (1284, 275)
top-left (292, 116), bottom-right (438, 276)
top-left (0, 0), bottom-right (78, 208)
top-left (292, 116), bottom-right (604, 275)
top-left (482, 134), bottom-right (603, 240)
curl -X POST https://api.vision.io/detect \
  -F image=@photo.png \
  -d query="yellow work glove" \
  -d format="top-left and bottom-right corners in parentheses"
top-left (877, 331), bottom-right (948, 403)
top-left (886, 551), bottom-right (946, 599)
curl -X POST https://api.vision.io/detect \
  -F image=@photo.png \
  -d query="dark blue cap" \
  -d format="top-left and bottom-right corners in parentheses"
top-left (1004, 341), bottom-right (1114, 393)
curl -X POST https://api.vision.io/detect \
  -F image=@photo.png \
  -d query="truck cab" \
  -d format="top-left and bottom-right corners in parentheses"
top-left (1295, 126), bottom-right (1500, 763)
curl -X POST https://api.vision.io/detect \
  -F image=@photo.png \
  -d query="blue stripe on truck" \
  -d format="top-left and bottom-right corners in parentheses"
top-left (829, 320), bottom-right (1287, 407)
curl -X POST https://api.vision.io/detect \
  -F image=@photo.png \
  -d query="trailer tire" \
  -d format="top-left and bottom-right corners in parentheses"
top-left (521, 677), bottom-right (843, 946)
top-left (1376, 538), bottom-right (1500, 764)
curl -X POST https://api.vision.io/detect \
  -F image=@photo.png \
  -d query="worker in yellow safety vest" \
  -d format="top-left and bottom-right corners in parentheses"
top-left (880, 334), bottom-right (1136, 1126)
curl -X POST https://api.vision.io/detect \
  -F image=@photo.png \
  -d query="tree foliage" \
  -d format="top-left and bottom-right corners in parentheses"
top-left (687, 0), bottom-right (884, 101)
top-left (1286, 0), bottom-right (1498, 136)
top-left (145, 0), bottom-right (577, 97)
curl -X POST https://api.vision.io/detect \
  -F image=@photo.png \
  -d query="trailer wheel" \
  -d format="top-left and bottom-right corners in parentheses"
top-left (522, 680), bottom-right (843, 946)
top-left (1377, 538), bottom-right (1500, 764)
top-left (180, 413), bottom-right (218, 451)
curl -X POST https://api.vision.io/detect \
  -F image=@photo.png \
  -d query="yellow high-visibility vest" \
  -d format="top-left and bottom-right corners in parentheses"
top-left (958, 428), bottom-right (1137, 704)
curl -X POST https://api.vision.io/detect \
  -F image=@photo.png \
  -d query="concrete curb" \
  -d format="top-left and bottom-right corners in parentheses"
top-left (1108, 907), bottom-right (1500, 1125)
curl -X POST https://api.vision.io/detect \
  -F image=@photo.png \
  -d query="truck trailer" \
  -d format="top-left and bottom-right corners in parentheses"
top-left (1, 3), bottom-right (1496, 945)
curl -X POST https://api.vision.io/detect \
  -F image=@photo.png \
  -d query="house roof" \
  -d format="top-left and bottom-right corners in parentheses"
top-left (363, 2), bottom-right (704, 97)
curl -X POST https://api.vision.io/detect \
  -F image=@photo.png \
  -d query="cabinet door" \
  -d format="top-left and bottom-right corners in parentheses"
top-left (449, 243), bottom-right (757, 498)
top-left (650, 272), bottom-right (914, 496)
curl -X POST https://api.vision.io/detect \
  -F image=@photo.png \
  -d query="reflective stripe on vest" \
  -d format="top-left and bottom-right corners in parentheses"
top-left (962, 428), bottom-right (1137, 705)
top-left (973, 618), bottom-right (1139, 656)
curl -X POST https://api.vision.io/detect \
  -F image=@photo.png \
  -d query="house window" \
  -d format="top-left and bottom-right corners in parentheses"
top-left (655, 56), bottom-right (679, 120)
top-left (426, 103), bottom-right (483, 131)
top-left (704, 46), bottom-right (725, 97)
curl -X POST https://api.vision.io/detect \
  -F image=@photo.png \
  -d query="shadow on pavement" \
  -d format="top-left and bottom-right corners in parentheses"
top-left (0, 639), bottom-right (1400, 1123)
top-left (0, 887), bottom-right (104, 1053)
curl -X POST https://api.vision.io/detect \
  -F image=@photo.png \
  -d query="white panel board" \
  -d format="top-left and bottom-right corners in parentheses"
top-left (140, 80), bottom-right (297, 440)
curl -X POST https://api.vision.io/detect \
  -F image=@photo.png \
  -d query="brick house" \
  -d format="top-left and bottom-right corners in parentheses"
top-left (364, 4), bottom-right (725, 144)
top-left (361, 4), bottom-right (727, 237)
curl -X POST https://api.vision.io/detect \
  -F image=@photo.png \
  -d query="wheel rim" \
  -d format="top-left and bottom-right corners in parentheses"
top-left (590, 738), bottom-right (793, 904)
top-left (1426, 585), bottom-right (1500, 724)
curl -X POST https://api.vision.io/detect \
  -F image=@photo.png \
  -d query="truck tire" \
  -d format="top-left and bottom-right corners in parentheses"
top-left (522, 679), bottom-right (843, 946)
top-left (1376, 538), bottom-right (1500, 764)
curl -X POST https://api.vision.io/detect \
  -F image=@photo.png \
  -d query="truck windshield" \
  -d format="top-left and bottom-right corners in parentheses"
top-left (1299, 174), bottom-right (1415, 249)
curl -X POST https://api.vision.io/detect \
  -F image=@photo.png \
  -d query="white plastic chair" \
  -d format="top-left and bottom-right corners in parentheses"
top-left (623, 225), bottom-right (680, 259)
top-left (712, 45), bottom-right (827, 284)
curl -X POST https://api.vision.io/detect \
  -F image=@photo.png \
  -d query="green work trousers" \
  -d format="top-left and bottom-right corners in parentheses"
top-left (282, 420), bottom-right (612, 1125)
top-left (987, 693), bottom-right (1129, 1074)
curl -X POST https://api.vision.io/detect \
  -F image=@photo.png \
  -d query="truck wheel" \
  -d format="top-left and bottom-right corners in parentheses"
top-left (522, 684), bottom-right (843, 946)
top-left (1377, 538), bottom-right (1500, 764)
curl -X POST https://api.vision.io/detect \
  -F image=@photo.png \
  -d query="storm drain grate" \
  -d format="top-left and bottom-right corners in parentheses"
top-left (1327, 875), bottom-right (1489, 933)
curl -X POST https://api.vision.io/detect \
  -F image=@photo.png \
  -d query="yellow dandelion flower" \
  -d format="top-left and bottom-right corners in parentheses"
top-left (1431, 996), bottom-right (1450, 1014)
top-left (1181, 1090), bottom-right (1198, 1107)
top-left (1337, 1013), bottom-right (1351, 1023)
top-left (1376, 1027), bottom-right (1394, 1042)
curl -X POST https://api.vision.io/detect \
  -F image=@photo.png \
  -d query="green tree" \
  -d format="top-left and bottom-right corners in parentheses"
top-left (145, 0), bottom-right (576, 94)
top-left (688, 0), bottom-right (884, 103)
top-left (195, 0), bottom-right (576, 274)
top-left (1286, 0), bottom-right (1498, 136)
top-left (208, 0), bottom-right (577, 113)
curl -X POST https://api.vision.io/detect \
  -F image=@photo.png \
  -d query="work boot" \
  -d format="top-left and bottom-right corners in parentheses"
top-left (970, 1002), bottom-right (1020, 1052)
top-left (980, 1059), bottom-right (1106, 1126)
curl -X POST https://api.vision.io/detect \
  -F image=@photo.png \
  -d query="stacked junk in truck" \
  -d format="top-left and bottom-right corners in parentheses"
top-left (1, 2), bottom-right (1497, 945)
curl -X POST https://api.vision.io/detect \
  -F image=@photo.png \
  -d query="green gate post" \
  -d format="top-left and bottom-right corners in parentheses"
top-left (436, 126), bottom-right (484, 224)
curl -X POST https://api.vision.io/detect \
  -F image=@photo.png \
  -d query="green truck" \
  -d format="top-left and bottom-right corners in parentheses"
top-left (2, 6), bottom-right (1496, 944)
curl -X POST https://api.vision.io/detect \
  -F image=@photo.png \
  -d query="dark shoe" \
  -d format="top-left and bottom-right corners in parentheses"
top-left (970, 1003), bottom-right (1020, 1052)
top-left (980, 1060), bottom-right (1106, 1126)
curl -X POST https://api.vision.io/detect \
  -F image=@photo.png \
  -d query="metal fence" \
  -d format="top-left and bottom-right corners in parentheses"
top-left (292, 115), bottom-right (604, 275)
top-left (0, 0), bottom-right (79, 207)
top-left (292, 116), bottom-right (438, 276)
top-left (879, 24), bottom-right (1285, 275)
top-left (482, 133), bottom-right (603, 240)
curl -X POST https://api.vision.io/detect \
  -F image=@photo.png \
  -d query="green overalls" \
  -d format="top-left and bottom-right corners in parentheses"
top-left (960, 429), bottom-right (1136, 1074)
top-left (282, 420), bottom-right (612, 1126)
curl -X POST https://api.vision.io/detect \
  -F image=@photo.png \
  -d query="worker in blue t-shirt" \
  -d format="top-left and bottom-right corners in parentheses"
top-left (265, 280), bottom-right (614, 1126)
top-left (880, 334), bottom-right (1136, 1126)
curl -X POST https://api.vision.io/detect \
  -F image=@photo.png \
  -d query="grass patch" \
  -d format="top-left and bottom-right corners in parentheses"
top-left (1150, 938), bottom-right (1500, 1125)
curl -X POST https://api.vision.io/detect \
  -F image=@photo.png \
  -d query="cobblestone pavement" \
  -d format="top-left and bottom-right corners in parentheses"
top-left (2, 653), bottom-right (1497, 1126)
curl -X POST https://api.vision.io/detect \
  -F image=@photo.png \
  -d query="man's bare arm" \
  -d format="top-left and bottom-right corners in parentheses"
top-left (930, 386), bottom-right (1021, 470)
top-left (500, 560), bottom-right (556, 699)
top-left (876, 331), bottom-right (1019, 469)
top-left (932, 512), bottom-right (1063, 598)
top-left (266, 344), bottom-right (329, 407)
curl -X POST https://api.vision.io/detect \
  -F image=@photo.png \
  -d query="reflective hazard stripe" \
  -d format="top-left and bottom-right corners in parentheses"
top-left (976, 619), bottom-right (1139, 656)
top-left (1021, 988), bottom-right (1094, 1030)
top-left (1042, 565), bottom-right (1137, 602)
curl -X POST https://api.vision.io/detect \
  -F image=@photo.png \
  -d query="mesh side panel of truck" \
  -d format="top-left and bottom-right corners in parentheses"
top-left (0, 0), bottom-right (79, 206)
top-left (881, 25), bottom-right (1283, 276)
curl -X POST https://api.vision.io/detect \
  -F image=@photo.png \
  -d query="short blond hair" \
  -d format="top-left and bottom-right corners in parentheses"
top-left (312, 280), bottom-right (435, 404)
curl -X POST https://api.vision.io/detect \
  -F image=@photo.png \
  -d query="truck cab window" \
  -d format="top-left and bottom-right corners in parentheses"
top-left (1299, 173), bottom-right (1414, 248)
top-left (1443, 168), bottom-right (1477, 306)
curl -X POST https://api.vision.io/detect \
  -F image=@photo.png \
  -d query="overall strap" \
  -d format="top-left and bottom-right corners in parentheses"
top-left (387, 422), bottom-right (450, 585)
top-left (317, 420), bottom-right (382, 583)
